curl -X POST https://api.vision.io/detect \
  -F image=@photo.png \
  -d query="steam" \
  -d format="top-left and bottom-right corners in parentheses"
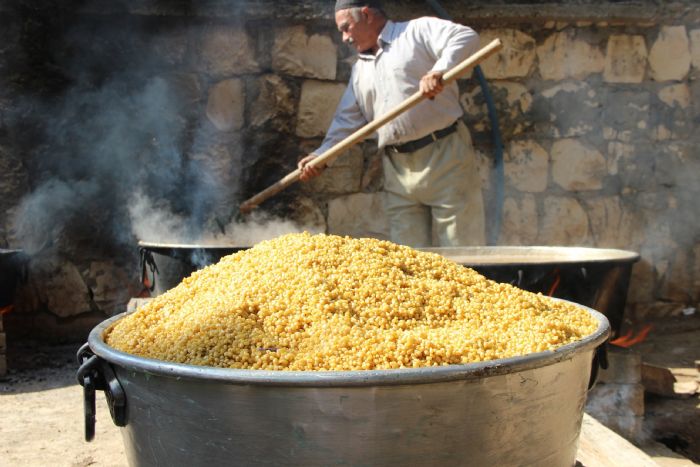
top-left (8, 62), bottom-right (252, 255)
top-left (12, 179), bottom-right (99, 255)
top-left (129, 190), bottom-right (318, 246)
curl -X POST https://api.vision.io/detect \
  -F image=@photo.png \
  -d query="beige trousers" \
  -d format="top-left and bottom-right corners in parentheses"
top-left (382, 121), bottom-right (485, 247)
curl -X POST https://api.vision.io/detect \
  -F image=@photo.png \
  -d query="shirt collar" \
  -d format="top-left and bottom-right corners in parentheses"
top-left (358, 20), bottom-right (396, 60)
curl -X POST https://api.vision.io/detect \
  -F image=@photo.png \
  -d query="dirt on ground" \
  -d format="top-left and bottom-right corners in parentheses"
top-left (1, 314), bottom-right (698, 467)
top-left (0, 342), bottom-right (126, 467)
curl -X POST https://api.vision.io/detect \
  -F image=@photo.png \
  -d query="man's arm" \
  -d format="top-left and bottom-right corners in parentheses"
top-left (417, 17), bottom-right (480, 74)
top-left (299, 75), bottom-right (368, 181)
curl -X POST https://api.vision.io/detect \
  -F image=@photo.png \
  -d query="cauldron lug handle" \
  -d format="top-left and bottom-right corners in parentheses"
top-left (140, 248), bottom-right (159, 292)
top-left (76, 344), bottom-right (128, 441)
top-left (100, 360), bottom-right (127, 427)
top-left (76, 345), bottom-right (98, 441)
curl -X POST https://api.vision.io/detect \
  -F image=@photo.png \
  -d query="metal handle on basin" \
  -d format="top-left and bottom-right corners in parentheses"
top-left (77, 343), bottom-right (127, 441)
top-left (140, 248), bottom-right (158, 292)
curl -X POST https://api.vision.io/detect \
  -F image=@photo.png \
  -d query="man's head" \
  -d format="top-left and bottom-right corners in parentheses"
top-left (334, 1), bottom-right (386, 54)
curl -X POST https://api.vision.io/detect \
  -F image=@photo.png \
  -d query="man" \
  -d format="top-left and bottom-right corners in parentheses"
top-left (299, 0), bottom-right (485, 247)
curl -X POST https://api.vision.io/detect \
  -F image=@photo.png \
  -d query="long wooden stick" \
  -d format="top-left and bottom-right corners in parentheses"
top-left (240, 38), bottom-right (503, 214)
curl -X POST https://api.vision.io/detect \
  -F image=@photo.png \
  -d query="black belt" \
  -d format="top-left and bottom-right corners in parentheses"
top-left (387, 121), bottom-right (459, 154)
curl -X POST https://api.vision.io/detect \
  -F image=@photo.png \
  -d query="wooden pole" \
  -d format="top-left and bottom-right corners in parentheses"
top-left (240, 38), bottom-right (503, 214)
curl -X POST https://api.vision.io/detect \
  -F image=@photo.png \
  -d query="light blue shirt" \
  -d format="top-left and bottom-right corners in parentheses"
top-left (314, 17), bottom-right (479, 155)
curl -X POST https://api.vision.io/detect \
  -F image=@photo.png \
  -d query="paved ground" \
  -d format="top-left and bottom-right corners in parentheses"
top-left (0, 343), bottom-right (125, 467)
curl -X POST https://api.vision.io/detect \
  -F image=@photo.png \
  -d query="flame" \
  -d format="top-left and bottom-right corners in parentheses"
top-left (610, 324), bottom-right (653, 348)
top-left (137, 288), bottom-right (152, 299)
top-left (547, 269), bottom-right (561, 296)
top-left (0, 304), bottom-right (13, 315)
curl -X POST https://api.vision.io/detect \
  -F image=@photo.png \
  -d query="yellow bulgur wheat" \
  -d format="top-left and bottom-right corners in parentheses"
top-left (106, 233), bottom-right (598, 371)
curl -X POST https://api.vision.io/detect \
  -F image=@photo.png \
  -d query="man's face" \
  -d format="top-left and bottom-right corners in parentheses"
top-left (335, 8), bottom-right (377, 53)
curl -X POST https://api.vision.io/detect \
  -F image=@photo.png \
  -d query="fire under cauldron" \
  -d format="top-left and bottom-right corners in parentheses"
top-left (139, 241), bottom-right (639, 337)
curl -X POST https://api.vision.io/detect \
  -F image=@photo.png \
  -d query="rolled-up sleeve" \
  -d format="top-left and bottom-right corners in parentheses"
top-left (418, 18), bottom-right (480, 73)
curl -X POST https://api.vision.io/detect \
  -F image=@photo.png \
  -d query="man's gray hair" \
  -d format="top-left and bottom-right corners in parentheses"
top-left (348, 6), bottom-right (385, 21)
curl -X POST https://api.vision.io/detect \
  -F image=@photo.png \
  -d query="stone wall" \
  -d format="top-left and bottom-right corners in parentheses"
top-left (0, 0), bottom-right (698, 339)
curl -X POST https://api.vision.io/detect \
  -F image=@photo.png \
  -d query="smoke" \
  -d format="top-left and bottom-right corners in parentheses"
top-left (129, 190), bottom-right (318, 246)
top-left (5, 7), bottom-right (276, 258)
top-left (7, 71), bottom-right (205, 254)
top-left (12, 179), bottom-right (99, 255)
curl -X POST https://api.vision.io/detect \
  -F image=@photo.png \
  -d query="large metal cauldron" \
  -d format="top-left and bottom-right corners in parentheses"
top-left (78, 303), bottom-right (609, 467)
top-left (139, 241), bottom-right (248, 296)
top-left (423, 246), bottom-right (639, 338)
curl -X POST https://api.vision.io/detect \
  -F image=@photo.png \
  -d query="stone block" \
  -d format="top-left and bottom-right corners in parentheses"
top-left (89, 262), bottom-right (134, 316)
top-left (490, 82), bottom-right (533, 121)
top-left (305, 147), bottom-right (363, 195)
top-left (291, 196), bottom-right (327, 234)
top-left (551, 139), bottom-right (606, 191)
top-left (463, 81), bottom-right (533, 139)
top-left (586, 382), bottom-right (645, 417)
top-left (649, 26), bottom-right (691, 82)
top-left (478, 29), bottom-right (536, 79)
top-left (694, 243), bottom-right (700, 303)
top-left (0, 145), bottom-right (30, 214)
top-left (691, 29), bottom-right (700, 70)
top-left (540, 196), bottom-right (590, 245)
top-left (250, 75), bottom-right (295, 130)
top-left (627, 267), bottom-right (654, 308)
top-left (198, 25), bottom-right (260, 78)
top-left (272, 26), bottom-right (337, 80)
top-left (537, 30), bottom-right (604, 80)
top-left (658, 249), bottom-right (693, 303)
top-left (537, 82), bottom-right (598, 138)
top-left (585, 196), bottom-right (636, 249)
top-left (296, 81), bottom-right (346, 138)
top-left (606, 141), bottom-right (634, 175)
top-left (499, 195), bottom-right (538, 245)
top-left (189, 133), bottom-right (245, 218)
top-left (597, 347), bottom-right (641, 384)
top-left (206, 79), bottom-right (245, 131)
top-left (600, 89), bottom-right (650, 133)
top-left (327, 193), bottom-right (389, 240)
top-left (147, 27), bottom-right (188, 67)
top-left (504, 140), bottom-right (548, 192)
top-left (658, 83), bottom-right (691, 109)
top-left (604, 35), bottom-right (647, 84)
top-left (32, 259), bottom-right (93, 318)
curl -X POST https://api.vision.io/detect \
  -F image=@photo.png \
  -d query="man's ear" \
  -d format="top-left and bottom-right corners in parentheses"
top-left (361, 6), bottom-right (370, 22)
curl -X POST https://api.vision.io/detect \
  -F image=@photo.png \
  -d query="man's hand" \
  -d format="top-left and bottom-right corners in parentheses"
top-left (298, 154), bottom-right (327, 181)
top-left (419, 71), bottom-right (444, 99)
